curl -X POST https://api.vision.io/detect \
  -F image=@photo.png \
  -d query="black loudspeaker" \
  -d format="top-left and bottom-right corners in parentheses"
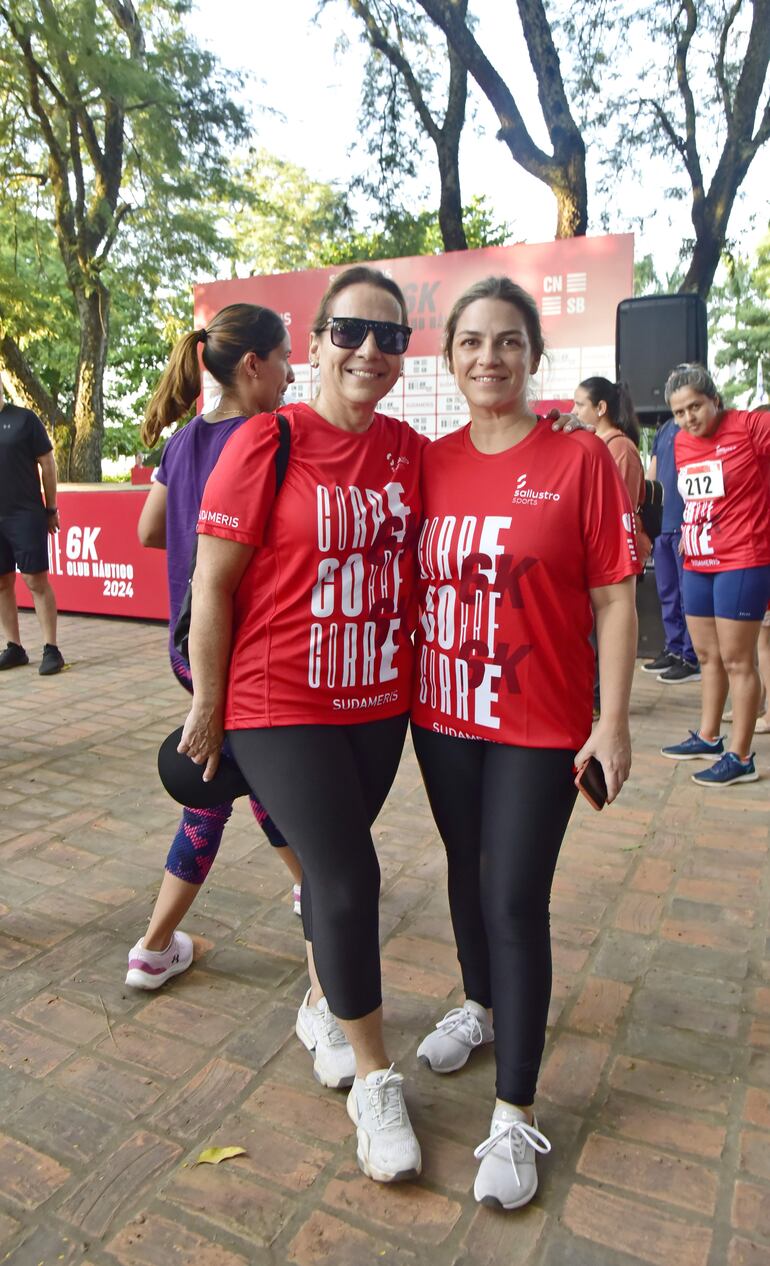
top-left (616, 295), bottom-right (708, 419)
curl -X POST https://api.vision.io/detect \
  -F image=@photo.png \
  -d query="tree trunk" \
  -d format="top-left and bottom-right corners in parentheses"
top-left (551, 166), bottom-right (587, 238)
top-left (70, 285), bottom-right (110, 482)
top-left (437, 143), bottom-right (467, 251)
top-left (678, 224), bottom-right (724, 300)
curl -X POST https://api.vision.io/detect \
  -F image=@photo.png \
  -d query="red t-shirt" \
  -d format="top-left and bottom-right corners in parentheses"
top-left (674, 409), bottom-right (770, 571)
top-left (411, 420), bottom-right (641, 749)
top-left (198, 402), bottom-right (426, 728)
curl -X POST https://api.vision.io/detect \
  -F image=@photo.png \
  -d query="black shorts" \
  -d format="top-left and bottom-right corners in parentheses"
top-left (0, 508), bottom-right (50, 576)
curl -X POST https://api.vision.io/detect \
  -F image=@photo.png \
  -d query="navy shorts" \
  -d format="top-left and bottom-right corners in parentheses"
top-left (683, 565), bottom-right (770, 621)
top-left (0, 508), bottom-right (50, 576)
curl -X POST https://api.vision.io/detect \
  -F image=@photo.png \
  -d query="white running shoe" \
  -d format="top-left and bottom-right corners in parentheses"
top-left (293, 883), bottom-right (302, 917)
top-left (346, 1065), bottom-right (422, 1183)
top-left (416, 1000), bottom-right (494, 1073)
top-left (473, 1105), bottom-right (551, 1209)
top-left (125, 930), bottom-right (193, 990)
top-left (295, 989), bottom-right (356, 1089)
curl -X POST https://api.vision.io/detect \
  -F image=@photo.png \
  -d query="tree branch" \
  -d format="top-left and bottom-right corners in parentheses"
top-left (95, 202), bottom-right (133, 265)
top-left (639, 96), bottom-right (688, 163)
top-left (673, 0), bottom-right (704, 198)
top-left (349, 0), bottom-right (441, 145)
top-left (416, 0), bottom-right (554, 177)
top-left (715, 0), bottom-right (742, 125)
top-left (0, 319), bottom-right (70, 436)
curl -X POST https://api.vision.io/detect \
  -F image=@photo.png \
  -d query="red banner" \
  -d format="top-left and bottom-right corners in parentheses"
top-left (19, 237), bottom-right (631, 622)
top-left (195, 234), bottom-right (633, 438)
top-left (16, 488), bottom-right (169, 620)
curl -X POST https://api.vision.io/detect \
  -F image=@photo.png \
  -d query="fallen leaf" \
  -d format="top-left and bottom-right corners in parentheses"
top-left (194, 1146), bottom-right (246, 1166)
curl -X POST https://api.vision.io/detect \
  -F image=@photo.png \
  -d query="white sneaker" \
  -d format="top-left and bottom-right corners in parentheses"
top-left (416, 1000), bottom-right (494, 1073)
top-left (293, 883), bottom-right (302, 917)
top-left (473, 1105), bottom-right (551, 1209)
top-left (295, 989), bottom-right (356, 1089)
top-left (346, 1065), bottom-right (422, 1183)
top-left (125, 930), bottom-right (193, 989)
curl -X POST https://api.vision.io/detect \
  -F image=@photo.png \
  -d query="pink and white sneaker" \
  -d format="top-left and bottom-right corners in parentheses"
top-left (125, 930), bottom-right (193, 989)
top-left (293, 883), bottom-right (302, 917)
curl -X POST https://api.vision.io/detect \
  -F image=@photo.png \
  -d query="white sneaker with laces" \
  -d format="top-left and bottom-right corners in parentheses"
top-left (295, 988), bottom-right (356, 1089)
top-left (125, 930), bottom-right (193, 990)
top-left (346, 1065), bottom-right (422, 1183)
top-left (416, 1000), bottom-right (494, 1073)
top-left (473, 1105), bottom-right (551, 1209)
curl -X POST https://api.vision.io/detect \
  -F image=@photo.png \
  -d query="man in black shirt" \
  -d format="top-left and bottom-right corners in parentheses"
top-left (0, 379), bottom-right (65, 674)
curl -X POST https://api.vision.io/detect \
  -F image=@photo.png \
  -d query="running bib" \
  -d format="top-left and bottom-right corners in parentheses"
top-left (678, 460), bottom-right (725, 502)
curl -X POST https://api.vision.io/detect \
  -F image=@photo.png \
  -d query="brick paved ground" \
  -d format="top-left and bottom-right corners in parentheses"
top-left (1, 609), bottom-right (769, 1266)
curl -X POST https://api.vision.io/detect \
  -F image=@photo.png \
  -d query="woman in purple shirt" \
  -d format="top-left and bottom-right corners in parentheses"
top-left (125, 303), bottom-right (304, 988)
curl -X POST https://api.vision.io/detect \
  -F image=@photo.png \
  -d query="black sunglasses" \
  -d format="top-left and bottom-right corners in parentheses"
top-left (324, 316), bottom-right (412, 356)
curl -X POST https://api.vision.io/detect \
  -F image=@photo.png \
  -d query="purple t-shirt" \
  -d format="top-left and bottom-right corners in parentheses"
top-left (155, 413), bottom-right (247, 650)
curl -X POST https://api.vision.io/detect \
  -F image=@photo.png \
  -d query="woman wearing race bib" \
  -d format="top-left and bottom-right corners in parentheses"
top-left (410, 277), bottom-right (640, 1210)
top-left (660, 364), bottom-right (770, 786)
top-left (180, 267), bottom-right (426, 1184)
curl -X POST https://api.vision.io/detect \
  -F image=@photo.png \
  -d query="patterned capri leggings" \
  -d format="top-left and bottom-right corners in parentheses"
top-left (164, 652), bottom-right (288, 884)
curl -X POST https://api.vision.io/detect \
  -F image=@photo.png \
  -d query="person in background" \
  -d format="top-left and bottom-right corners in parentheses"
top-left (641, 415), bottom-right (701, 683)
top-left (125, 303), bottom-right (306, 992)
top-left (573, 376), bottom-right (650, 713)
top-left (412, 277), bottom-right (639, 1211)
top-left (0, 377), bottom-right (65, 675)
top-left (660, 363), bottom-right (770, 787)
top-left (573, 377), bottom-right (652, 568)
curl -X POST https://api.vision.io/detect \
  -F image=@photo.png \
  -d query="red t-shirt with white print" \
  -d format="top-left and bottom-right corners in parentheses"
top-left (411, 420), bottom-right (641, 749)
top-left (674, 409), bottom-right (770, 571)
top-left (198, 402), bottom-right (426, 729)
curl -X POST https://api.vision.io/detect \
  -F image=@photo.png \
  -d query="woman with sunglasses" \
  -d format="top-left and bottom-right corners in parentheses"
top-left (179, 266), bottom-right (425, 1183)
top-left (411, 276), bottom-right (640, 1210)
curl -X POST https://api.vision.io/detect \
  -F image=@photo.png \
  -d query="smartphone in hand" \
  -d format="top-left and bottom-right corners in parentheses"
top-left (574, 756), bottom-right (608, 811)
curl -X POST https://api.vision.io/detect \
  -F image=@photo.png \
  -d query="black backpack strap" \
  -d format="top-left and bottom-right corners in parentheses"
top-left (275, 412), bottom-right (291, 493)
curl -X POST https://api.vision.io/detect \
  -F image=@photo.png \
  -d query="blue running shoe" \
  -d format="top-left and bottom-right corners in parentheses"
top-left (692, 752), bottom-right (758, 787)
top-left (661, 731), bottom-right (725, 761)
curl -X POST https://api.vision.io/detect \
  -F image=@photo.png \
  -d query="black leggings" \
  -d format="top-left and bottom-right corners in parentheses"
top-left (411, 724), bottom-right (578, 1105)
top-left (228, 713), bottom-right (409, 1021)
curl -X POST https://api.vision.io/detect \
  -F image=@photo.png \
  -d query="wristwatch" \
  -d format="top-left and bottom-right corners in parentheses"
top-left (45, 506), bottom-right (58, 515)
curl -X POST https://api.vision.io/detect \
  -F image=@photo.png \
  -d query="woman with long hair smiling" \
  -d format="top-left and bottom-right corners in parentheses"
top-left (411, 276), bottom-right (640, 1210)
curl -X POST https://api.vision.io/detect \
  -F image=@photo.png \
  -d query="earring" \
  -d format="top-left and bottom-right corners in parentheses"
top-left (310, 361), bottom-right (319, 369)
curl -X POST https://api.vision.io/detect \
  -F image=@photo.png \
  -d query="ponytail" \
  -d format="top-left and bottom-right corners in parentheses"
top-left (579, 376), bottom-right (641, 447)
top-left (615, 381), bottom-right (641, 446)
top-left (141, 303), bottom-right (287, 449)
top-left (141, 329), bottom-right (205, 447)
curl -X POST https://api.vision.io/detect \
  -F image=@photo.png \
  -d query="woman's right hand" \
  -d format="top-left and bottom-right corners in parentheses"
top-left (178, 702), bottom-right (224, 782)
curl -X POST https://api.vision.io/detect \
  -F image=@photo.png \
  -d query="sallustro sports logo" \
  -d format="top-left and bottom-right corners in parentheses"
top-left (512, 473), bottom-right (561, 507)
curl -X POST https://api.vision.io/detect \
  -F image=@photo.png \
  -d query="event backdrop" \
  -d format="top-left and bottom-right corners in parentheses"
top-left (21, 234), bottom-right (633, 619)
top-left (195, 234), bottom-right (634, 438)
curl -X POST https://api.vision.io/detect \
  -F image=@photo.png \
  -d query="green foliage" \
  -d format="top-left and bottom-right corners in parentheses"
top-left (326, 195), bottom-right (511, 262)
top-left (222, 150), bottom-right (358, 275)
top-left (0, 198), bottom-right (77, 412)
top-left (220, 147), bottom-right (511, 274)
top-left (0, 0), bottom-right (249, 471)
top-left (711, 234), bottom-right (770, 404)
top-left (633, 254), bottom-right (684, 297)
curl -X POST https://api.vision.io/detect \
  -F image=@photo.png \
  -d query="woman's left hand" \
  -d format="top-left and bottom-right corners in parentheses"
top-left (178, 701), bottom-right (224, 782)
top-left (544, 407), bottom-right (595, 434)
top-left (574, 718), bottom-right (631, 804)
